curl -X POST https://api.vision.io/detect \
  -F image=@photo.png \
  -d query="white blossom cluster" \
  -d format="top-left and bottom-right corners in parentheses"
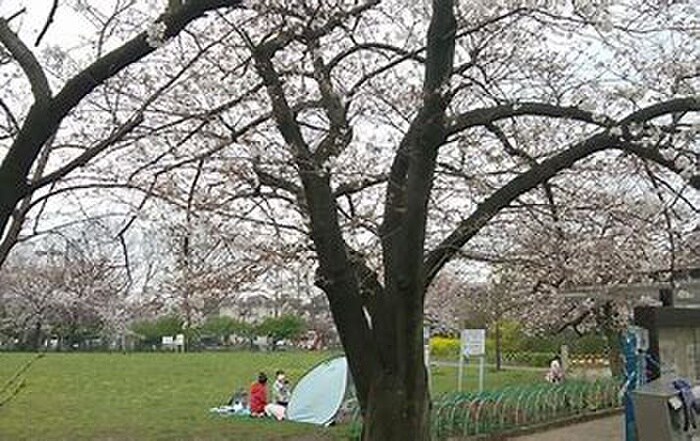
top-left (675, 154), bottom-right (697, 180)
top-left (145, 21), bottom-right (168, 49)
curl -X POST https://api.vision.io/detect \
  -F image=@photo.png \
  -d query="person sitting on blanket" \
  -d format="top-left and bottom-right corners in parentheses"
top-left (264, 370), bottom-right (291, 420)
top-left (226, 388), bottom-right (246, 406)
top-left (272, 370), bottom-right (291, 406)
top-left (249, 372), bottom-right (268, 417)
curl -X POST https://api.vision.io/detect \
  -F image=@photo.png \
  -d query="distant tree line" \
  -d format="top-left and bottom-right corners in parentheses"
top-left (130, 314), bottom-right (307, 351)
top-left (0, 311), bottom-right (307, 352)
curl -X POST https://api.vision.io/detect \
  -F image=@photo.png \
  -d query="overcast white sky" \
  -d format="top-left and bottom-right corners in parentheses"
top-left (0, 0), bottom-right (90, 46)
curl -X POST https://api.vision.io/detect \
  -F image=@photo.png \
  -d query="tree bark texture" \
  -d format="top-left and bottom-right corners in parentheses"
top-left (362, 369), bottom-right (431, 441)
top-left (599, 302), bottom-right (624, 378)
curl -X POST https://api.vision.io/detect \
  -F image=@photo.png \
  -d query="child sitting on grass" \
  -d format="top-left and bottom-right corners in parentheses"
top-left (249, 372), bottom-right (268, 417)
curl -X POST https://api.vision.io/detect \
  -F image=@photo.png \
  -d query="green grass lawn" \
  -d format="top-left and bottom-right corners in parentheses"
top-left (431, 363), bottom-right (543, 394)
top-left (0, 352), bottom-right (543, 441)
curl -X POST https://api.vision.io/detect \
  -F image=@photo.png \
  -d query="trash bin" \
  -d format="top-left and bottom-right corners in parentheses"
top-left (632, 377), bottom-right (700, 441)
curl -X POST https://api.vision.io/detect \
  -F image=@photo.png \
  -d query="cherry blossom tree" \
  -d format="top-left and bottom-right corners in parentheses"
top-left (0, 0), bottom-right (245, 266)
top-left (0, 1), bottom-right (697, 439)
top-left (0, 226), bottom-right (129, 350)
top-left (104, 1), bottom-right (695, 438)
top-left (189, 2), bottom-right (695, 438)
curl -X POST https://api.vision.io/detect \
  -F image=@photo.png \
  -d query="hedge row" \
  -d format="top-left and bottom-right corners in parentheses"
top-left (429, 337), bottom-right (606, 368)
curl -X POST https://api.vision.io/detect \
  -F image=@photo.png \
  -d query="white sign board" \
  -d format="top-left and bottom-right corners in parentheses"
top-left (461, 329), bottom-right (486, 357)
top-left (162, 336), bottom-right (174, 345)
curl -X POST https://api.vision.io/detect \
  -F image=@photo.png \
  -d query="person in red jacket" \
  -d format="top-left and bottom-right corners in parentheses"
top-left (249, 372), bottom-right (268, 417)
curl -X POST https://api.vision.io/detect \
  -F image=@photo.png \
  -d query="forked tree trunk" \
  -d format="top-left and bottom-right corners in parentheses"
top-left (251, 2), bottom-right (456, 439)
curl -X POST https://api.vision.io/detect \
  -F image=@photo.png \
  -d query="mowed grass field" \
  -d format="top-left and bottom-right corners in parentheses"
top-left (0, 352), bottom-right (543, 441)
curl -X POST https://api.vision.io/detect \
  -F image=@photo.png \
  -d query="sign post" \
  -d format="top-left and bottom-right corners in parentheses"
top-left (459, 329), bottom-right (486, 392)
top-left (478, 353), bottom-right (485, 392)
top-left (424, 325), bottom-right (432, 392)
top-left (174, 333), bottom-right (185, 352)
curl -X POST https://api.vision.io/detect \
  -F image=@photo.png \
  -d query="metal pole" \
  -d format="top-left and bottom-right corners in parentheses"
top-left (560, 344), bottom-right (569, 373)
top-left (458, 353), bottom-right (464, 392)
top-left (424, 326), bottom-right (433, 393)
top-left (622, 332), bottom-right (638, 441)
top-left (426, 353), bottom-right (433, 393)
top-left (478, 355), bottom-right (485, 393)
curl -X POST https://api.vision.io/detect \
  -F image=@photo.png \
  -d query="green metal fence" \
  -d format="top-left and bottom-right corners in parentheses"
top-left (350, 377), bottom-right (622, 440)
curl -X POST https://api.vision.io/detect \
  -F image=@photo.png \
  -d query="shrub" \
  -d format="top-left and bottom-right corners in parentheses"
top-left (258, 314), bottom-right (306, 344)
top-left (485, 320), bottom-right (525, 354)
top-left (430, 336), bottom-right (460, 358)
top-left (496, 351), bottom-right (553, 368)
top-left (130, 315), bottom-right (184, 348)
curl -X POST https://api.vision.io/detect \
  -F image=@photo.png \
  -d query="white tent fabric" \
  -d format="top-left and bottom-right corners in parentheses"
top-left (286, 356), bottom-right (349, 426)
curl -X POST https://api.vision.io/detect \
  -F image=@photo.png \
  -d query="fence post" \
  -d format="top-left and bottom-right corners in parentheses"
top-left (560, 344), bottom-right (569, 373)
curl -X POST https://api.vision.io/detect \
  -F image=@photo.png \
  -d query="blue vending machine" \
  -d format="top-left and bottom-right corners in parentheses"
top-left (621, 326), bottom-right (649, 441)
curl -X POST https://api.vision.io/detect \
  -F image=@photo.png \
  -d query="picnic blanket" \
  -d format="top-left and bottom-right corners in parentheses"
top-left (209, 404), bottom-right (250, 417)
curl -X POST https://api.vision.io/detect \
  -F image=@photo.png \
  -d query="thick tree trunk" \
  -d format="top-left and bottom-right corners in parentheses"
top-left (363, 369), bottom-right (430, 441)
top-left (252, 3), bottom-right (454, 438)
top-left (30, 321), bottom-right (42, 352)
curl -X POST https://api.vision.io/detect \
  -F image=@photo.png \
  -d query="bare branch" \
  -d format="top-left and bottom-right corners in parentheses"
top-left (309, 39), bottom-right (352, 162)
top-left (448, 102), bottom-right (607, 136)
top-left (28, 113), bottom-right (144, 192)
top-left (253, 165), bottom-right (303, 198)
top-left (5, 8), bottom-right (26, 23)
top-left (333, 174), bottom-right (389, 198)
top-left (34, 0), bottom-right (59, 47)
top-left (0, 18), bottom-right (51, 102)
top-left (0, 98), bottom-right (19, 134)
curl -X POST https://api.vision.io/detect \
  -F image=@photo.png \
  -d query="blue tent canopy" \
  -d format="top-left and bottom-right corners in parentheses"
top-left (286, 356), bottom-right (351, 426)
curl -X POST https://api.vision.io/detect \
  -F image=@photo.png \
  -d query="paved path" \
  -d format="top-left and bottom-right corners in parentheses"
top-left (510, 415), bottom-right (622, 441)
top-left (432, 360), bottom-right (547, 373)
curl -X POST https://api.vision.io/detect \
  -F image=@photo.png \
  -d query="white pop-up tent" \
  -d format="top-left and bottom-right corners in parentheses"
top-left (286, 356), bottom-right (354, 426)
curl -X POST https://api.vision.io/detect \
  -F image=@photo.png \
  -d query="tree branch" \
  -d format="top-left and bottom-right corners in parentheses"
top-left (448, 102), bottom-right (607, 136)
top-left (0, 18), bottom-right (51, 102)
top-left (253, 29), bottom-right (377, 410)
top-left (333, 174), bottom-right (388, 198)
top-left (424, 97), bottom-right (700, 288)
top-left (308, 39), bottom-right (352, 162)
top-left (0, 0), bottom-right (244, 237)
top-left (28, 113), bottom-right (144, 192)
top-left (253, 164), bottom-right (303, 199)
top-left (380, 0), bottom-right (456, 272)
top-left (34, 0), bottom-right (59, 47)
